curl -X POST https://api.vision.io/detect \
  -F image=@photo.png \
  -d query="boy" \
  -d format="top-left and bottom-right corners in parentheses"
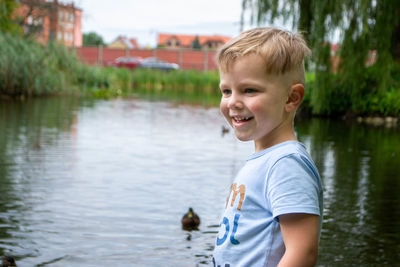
top-left (213, 28), bottom-right (323, 267)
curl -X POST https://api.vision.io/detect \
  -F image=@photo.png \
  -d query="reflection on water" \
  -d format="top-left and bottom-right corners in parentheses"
top-left (296, 118), bottom-right (400, 265)
top-left (0, 97), bottom-right (399, 266)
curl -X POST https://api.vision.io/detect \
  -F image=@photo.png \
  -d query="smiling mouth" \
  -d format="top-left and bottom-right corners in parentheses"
top-left (231, 116), bottom-right (253, 127)
top-left (232, 116), bottom-right (252, 122)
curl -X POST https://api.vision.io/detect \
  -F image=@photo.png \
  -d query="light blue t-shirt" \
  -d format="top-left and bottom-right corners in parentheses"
top-left (213, 141), bottom-right (323, 267)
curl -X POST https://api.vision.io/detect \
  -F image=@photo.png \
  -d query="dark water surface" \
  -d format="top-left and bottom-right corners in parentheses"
top-left (0, 97), bottom-right (399, 266)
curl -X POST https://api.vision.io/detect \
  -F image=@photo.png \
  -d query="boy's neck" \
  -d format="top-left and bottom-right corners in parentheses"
top-left (254, 134), bottom-right (298, 152)
top-left (254, 120), bottom-right (297, 152)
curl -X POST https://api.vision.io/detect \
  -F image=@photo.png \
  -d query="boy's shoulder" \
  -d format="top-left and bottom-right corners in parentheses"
top-left (270, 141), bottom-right (314, 166)
top-left (249, 141), bottom-right (316, 174)
top-left (266, 141), bottom-right (321, 184)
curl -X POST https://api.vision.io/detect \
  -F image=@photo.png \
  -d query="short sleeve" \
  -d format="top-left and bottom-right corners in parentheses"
top-left (267, 154), bottom-right (322, 220)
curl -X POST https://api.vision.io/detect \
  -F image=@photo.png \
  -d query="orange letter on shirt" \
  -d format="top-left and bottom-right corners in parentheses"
top-left (225, 183), bottom-right (246, 210)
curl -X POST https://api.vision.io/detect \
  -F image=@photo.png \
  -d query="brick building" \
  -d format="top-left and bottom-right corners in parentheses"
top-left (16, 0), bottom-right (82, 47)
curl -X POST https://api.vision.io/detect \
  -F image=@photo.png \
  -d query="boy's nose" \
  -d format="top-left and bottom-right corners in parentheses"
top-left (227, 93), bottom-right (243, 109)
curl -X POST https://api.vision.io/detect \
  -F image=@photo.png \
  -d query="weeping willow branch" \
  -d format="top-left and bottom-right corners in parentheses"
top-left (243, 0), bottom-right (400, 116)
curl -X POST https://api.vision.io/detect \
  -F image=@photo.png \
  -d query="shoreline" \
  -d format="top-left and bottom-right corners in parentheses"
top-left (356, 116), bottom-right (399, 127)
top-left (2, 93), bottom-right (399, 128)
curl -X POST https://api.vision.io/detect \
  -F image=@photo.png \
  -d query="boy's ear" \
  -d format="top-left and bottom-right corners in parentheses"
top-left (285, 84), bottom-right (304, 112)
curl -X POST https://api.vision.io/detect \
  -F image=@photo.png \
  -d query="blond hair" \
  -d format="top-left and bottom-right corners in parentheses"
top-left (216, 27), bottom-right (311, 84)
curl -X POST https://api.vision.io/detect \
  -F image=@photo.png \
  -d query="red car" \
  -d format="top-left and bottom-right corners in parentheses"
top-left (107, 56), bottom-right (142, 69)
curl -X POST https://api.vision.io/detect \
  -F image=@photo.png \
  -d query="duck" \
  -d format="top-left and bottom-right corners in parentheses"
top-left (181, 207), bottom-right (200, 230)
top-left (2, 256), bottom-right (17, 267)
top-left (221, 125), bottom-right (230, 136)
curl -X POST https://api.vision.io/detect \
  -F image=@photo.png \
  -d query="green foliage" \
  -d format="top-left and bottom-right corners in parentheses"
top-left (83, 32), bottom-right (105, 46)
top-left (191, 35), bottom-right (201, 50)
top-left (0, 32), bottom-right (109, 96)
top-left (130, 68), bottom-right (221, 105)
top-left (243, 0), bottom-right (400, 116)
top-left (0, 0), bottom-right (23, 34)
top-left (0, 32), bottom-right (221, 104)
top-left (303, 67), bottom-right (400, 116)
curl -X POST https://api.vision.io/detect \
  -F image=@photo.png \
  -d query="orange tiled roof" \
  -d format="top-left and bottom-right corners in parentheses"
top-left (129, 38), bottom-right (138, 48)
top-left (158, 33), bottom-right (231, 47)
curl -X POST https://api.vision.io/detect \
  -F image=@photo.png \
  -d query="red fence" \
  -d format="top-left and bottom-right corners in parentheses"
top-left (75, 46), bottom-right (218, 71)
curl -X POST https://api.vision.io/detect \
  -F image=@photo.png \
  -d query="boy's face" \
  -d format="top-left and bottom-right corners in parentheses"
top-left (219, 54), bottom-right (293, 151)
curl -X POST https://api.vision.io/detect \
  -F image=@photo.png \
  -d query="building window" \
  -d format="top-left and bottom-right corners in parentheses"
top-left (58, 31), bottom-right (63, 40)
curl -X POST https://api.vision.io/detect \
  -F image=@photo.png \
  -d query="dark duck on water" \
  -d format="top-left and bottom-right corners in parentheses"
top-left (2, 256), bottom-right (17, 267)
top-left (181, 207), bottom-right (200, 230)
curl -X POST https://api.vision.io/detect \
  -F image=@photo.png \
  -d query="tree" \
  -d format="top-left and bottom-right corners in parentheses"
top-left (242, 0), bottom-right (400, 115)
top-left (83, 31), bottom-right (105, 46)
top-left (17, 0), bottom-right (55, 38)
top-left (0, 0), bottom-right (23, 34)
top-left (191, 35), bottom-right (201, 50)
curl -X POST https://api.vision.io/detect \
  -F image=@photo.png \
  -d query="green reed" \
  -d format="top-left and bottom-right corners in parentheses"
top-left (129, 68), bottom-right (221, 105)
top-left (0, 31), bottom-right (221, 103)
top-left (0, 32), bottom-right (111, 97)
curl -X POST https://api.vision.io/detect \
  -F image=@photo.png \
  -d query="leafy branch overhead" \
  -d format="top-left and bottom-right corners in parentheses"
top-left (242, 0), bottom-right (400, 115)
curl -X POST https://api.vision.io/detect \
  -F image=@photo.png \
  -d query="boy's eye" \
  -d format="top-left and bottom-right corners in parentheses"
top-left (244, 88), bottom-right (257, 93)
top-left (221, 89), bottom-right (232, 95)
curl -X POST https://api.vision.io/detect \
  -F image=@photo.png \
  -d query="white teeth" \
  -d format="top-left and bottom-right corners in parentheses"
top-left (233, 116), bottom-right (250, 121)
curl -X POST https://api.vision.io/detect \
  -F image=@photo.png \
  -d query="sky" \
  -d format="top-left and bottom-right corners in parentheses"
top-left (75, 0), bottom-right (259, 47)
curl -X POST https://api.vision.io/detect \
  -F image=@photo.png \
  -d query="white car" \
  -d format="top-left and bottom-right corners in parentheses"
top-left (139, 57), bottom-right (179, 70)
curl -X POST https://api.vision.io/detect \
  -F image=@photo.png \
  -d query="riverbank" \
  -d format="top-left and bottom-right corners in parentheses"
top-left (1, 33), bottom-right (399, 118)
top-left (356, 116), bottom-right (399, 127)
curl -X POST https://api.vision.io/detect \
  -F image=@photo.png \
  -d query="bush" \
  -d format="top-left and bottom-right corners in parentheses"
top-left (306, 64), bottom-right (400, 117)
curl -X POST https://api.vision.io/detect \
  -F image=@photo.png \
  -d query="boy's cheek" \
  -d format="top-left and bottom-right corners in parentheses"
top-left (220, 105), bottom-right (232, 125)
top-left (219, 99), bottom-right (228, 114)
top-left (221, 110), bottom-right (230, 122)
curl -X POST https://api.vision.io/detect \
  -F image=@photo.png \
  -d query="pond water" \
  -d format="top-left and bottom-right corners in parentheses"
top-left (0, 97), bottom-right (399, 266)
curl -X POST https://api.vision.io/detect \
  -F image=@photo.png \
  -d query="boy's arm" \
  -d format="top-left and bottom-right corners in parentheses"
top-left (277, 213), bottom-right (319, 267)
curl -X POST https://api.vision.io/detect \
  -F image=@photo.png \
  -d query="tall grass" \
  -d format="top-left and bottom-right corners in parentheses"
top-left (0, 32), bottom-right (220, 105)
top-left (0, 32), bottom-right (108, 96)
top-left (130, 68), bottom-right (221, 105)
